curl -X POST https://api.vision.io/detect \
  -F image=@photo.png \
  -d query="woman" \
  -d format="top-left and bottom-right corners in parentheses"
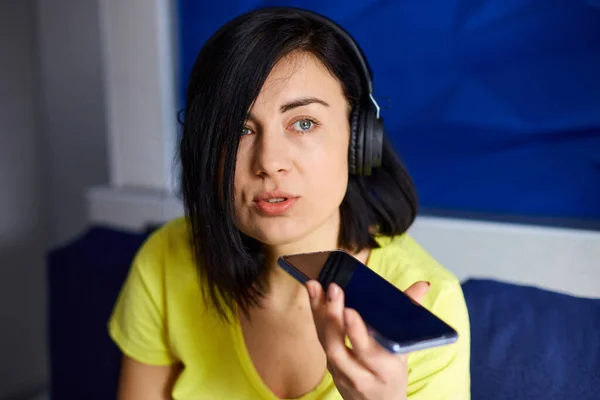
top-left (109, 7), bottom-right (470, 400)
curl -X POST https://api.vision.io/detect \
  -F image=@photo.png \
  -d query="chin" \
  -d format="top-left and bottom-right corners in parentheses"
top-left (245, 220), bottom-right (310, 247)
top-left (236, 204), bottom-right (341, 250)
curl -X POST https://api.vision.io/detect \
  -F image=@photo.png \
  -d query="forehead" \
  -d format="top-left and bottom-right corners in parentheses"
top-left (254, 51), bottom-right (346, 107)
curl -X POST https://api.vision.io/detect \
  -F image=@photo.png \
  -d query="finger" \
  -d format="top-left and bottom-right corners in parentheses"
top-left (344, 308), bottom-right (393, 375)
top-left (321, 284), bottom-right (372, 382)
top-left (305, 280), bottom-right (331, 342)
top-left (344, 308), bottom-right (371, 354)
top-left (321, 284), bottom-right (345, 348)
top-left (404, 281), bottom-right (431, 305)
top-left (305, 280), bottom-right (324, 309)
top-left (305, 280), bottom-right (329, 347)
top-left (326, 283), bottom-right (344, 317)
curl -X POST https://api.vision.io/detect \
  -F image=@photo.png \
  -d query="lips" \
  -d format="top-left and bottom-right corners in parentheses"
top-left (253, 190), bottom-right (299, 216)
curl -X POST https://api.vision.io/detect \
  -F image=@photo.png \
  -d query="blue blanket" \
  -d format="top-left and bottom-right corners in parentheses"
top-left (464, 279), bottom-right (600, 399)
top-left (178, 0), bottom-right (600, 221)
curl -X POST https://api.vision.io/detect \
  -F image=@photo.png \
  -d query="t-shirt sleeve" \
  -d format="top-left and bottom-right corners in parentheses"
top-left (108, 238), bottom-right (177, 366)
top-left (406, 280), bottom-right (471, 399)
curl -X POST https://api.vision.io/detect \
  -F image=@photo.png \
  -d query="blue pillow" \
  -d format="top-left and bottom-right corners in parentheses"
top-left (48, 226), bottom-right (152, 400)
top-left (462, 279), bottom-right (600, 400)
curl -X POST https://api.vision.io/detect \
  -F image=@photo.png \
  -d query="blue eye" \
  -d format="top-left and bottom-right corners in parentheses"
top-left (293, 119), bottom-right (315, 131)
top-left (241, 127), bottom-right (252, 136)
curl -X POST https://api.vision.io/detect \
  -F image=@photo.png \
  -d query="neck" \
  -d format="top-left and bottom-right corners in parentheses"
top-left (258, 211), bottom-right (371, 310)
top-left (259, 211), bottom-right (341, 308)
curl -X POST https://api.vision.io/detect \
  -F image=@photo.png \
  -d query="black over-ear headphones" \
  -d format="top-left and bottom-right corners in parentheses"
top-left (284, 8), bottom-right (385, 176)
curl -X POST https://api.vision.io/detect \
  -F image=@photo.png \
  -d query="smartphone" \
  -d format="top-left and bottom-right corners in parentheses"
top-left (278, 250), bottom-right (458, 354)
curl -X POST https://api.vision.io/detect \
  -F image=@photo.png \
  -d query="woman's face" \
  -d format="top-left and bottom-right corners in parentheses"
top-left (234, 52), bottom-right (350, 251)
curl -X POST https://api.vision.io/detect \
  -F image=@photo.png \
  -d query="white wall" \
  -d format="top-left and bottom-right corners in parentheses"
top-left (408, 217), bottom-right (600, 298)
top-left (98, 0), bottom-right (178, 193)
top-left (36, 0), bottom-right (109, 247)
top-left (0, 1), bottom-right (48, 398)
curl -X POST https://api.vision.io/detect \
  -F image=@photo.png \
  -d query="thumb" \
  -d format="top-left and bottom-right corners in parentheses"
top-left (404, 281), bottom-right (430, 305)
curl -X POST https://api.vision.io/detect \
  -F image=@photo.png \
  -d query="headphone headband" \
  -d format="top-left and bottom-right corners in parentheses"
top-left (266, 7), bottom-right (375, 97)
top-left (301, 10), bottom-right (374, 95)
top-left (300, 9), bottom-right (381, 118)
top-left (260, 7), bottom-right (384, 176)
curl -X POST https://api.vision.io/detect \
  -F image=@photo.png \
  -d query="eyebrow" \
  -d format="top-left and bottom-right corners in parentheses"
top-left (246, 97), bottom-right (330, 123)
top-left (279, 96), bottom-right (330, 113)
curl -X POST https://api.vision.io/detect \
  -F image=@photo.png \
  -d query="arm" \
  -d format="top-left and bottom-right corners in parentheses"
top-left (117, 356), bottom-right (181, 400)
top-left (109, 232), bottom-right (180, 399)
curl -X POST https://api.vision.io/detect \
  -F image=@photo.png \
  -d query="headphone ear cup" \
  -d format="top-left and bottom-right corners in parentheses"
top-left (360, 104), bottom-right (385, 176)
top-left (370, 114), bottom-right (384, 169)
top-left (349, 107), bottom-right (362, 175)
top-left (362, 106), bottom-right (375, 176)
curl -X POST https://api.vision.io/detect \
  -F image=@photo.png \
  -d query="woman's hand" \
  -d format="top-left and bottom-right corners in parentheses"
top-left (305, 280), bottom-right (430, 400)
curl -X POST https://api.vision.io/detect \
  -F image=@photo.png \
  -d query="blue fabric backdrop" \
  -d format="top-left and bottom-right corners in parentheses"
top-left (177, 0), bottom-right (600, 221)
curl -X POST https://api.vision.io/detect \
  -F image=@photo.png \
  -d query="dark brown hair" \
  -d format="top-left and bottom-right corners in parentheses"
top-left (179, 7), bottom-right (418, 320)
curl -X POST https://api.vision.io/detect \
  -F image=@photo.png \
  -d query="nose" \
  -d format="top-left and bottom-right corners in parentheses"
top-left (253, 128), bottom-right (292, 178)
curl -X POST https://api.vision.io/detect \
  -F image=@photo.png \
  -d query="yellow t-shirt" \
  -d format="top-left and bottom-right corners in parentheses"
top-left (108, 217), bottom-right (471, 399)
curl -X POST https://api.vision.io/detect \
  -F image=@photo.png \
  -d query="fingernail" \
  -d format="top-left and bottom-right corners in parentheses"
top-left (327, 284), bottom-right (339, 301)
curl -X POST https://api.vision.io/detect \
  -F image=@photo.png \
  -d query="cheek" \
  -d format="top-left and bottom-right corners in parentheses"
top-left (232, 150), bottom-right (252, 218)
top-left (308, 137), bottom-right (349, 196)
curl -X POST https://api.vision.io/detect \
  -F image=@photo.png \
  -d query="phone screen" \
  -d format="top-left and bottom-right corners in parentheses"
top-left (279, 250), bottom-right (458, 352)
